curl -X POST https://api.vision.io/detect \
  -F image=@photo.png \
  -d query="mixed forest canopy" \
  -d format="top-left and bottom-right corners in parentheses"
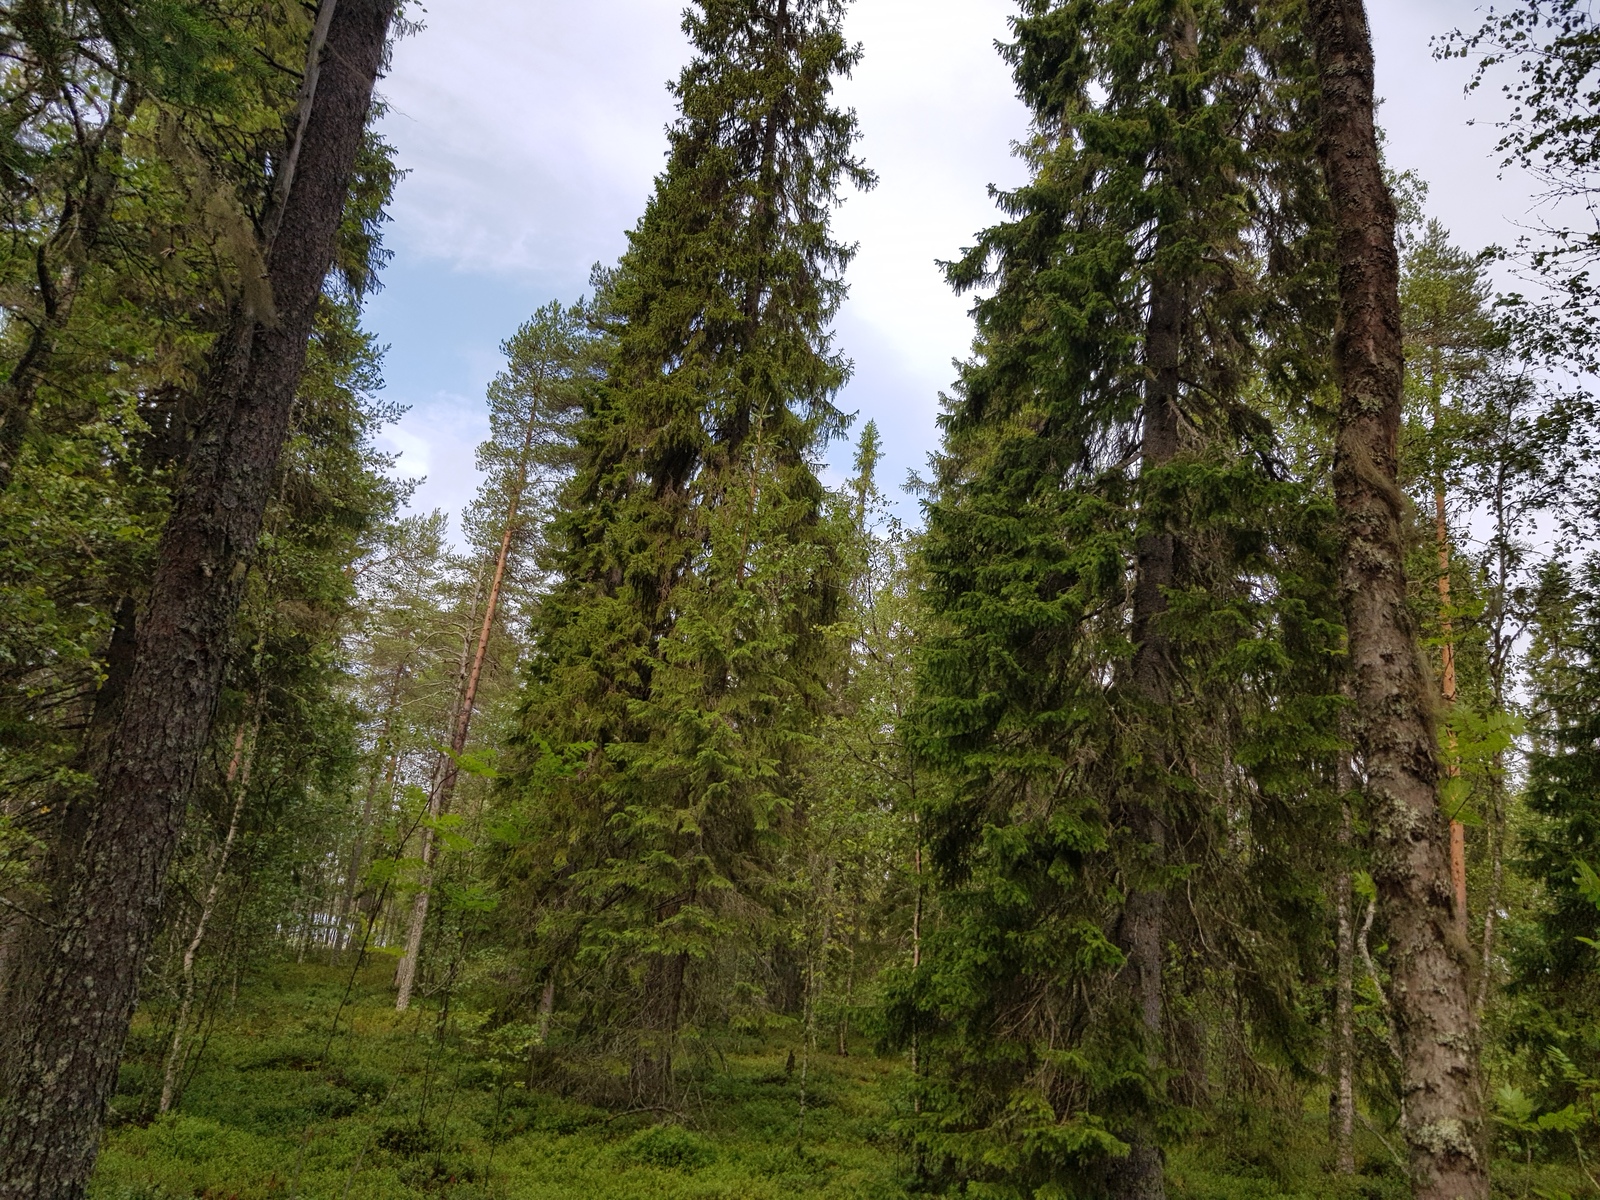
top-left (4, 1), bottom-right (1600, 1199)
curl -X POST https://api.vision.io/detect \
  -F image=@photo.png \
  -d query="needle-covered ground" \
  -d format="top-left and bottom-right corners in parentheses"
top-left (87, 959), bottom-right (1589, 1200)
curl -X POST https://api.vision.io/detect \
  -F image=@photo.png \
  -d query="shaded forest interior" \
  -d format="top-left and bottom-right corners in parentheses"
top-left (6, 1), bottom-right (1600, 1199)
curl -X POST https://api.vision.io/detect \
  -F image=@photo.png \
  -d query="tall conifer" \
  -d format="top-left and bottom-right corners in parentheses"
top-left (498, 0), bottom-right (872, 1102)
top-left (899, 3), bottom-right (1338, 1195)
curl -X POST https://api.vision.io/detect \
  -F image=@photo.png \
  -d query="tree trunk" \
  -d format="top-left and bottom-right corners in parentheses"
top-left (535, 974), bottom-right (557, 1046)
top-left (910, 826), bottom-right (923, 1099)
top-left (339, 674), bottom-right (404, 952)
top-left (0, 4), bottom-right (396, 1196)
top-left (159, 711), bottom-right (260, 1115)
top-left (1435, 488), bottom-right (1468, 932)
top-left (395, 573), bottom-right (484, 1011)
top-left (1305, 2), bottom-right (1487, 1196)
top-left (1335, 754), bottom-right (1357, 1176)
top-left (394, 432), bottom-right (530, 1007)
top-left (1109, 266), bottom-right (1182, 1200)
top-left (633, 951), bottom-right (687, 1105)
top-left (1477, 764), bottom-right (1506, 1016)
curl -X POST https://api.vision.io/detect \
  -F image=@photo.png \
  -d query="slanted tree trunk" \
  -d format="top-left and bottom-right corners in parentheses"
top-left (1305, 2), bottom-right (1488, 1196)
top-left (395, 418), bottom-right (536, 1010)
top-left (535, 974), bottom-right (557, 1046)
top-left (0, 4), bottom-right (397, 1195)
top-left (393, 573), bottom-right (482, 1011)
top-left (1110, 265), bottom-right (1182, 1200)
top-left (393, 585), bottom-right (479, 1008)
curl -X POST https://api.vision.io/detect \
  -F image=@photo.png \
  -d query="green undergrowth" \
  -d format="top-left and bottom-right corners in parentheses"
top-left (90, 958), bottom-right (1597, 1199)
top-left (92, 957), bottom-right (909, 1200)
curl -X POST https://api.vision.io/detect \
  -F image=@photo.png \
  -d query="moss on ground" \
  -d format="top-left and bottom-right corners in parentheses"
top-left (89, 959), bottom-right (1596, 1199)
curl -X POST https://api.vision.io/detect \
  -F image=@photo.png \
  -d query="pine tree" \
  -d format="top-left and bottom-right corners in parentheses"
top-left (1397, 219), bottom-right (1503, 934)
top-left (496, 0), bottom-right (872, 1103)
top-left (392, 300), bottom-right (591, 1011)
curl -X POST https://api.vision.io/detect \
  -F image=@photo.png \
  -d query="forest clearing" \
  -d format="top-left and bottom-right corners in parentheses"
top-left (6, 1), bottom-right (1600, 1198)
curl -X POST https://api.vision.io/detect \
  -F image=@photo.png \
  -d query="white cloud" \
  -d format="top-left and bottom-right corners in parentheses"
top-left (375, 390), bottom-right (488, 534)
top-left (371, 0), bottom-right (1542, 530)
top-left (1371, 0), bottom-right (1538, 258)
top-left (380, 0), bottom-right (685, 275)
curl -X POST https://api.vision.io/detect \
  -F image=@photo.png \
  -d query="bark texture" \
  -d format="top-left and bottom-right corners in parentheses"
top-left (1335, 755), bottom-right (1357, 1176)
top-left (1109, 270), bottom-right (1182, 1200)
top-left (0, 3), bottom-right (396, 1195)
top-left (1305, 2), bottom-right (1487, 1196)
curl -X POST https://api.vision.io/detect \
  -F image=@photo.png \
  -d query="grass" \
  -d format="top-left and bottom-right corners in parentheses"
top-left (90, 957), bottom-right (1599, 1199)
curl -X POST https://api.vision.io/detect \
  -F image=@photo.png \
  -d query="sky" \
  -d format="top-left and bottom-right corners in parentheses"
top-left (365, 0), bottom-right (1536, 535)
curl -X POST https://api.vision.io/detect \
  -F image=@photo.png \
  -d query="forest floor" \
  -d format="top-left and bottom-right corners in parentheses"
top-left (88, 957), bottom-right (1593, 1200)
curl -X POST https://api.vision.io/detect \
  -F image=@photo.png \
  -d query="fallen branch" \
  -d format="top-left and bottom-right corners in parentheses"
top-left (1357, 1110), bottom-right (1407, 1169)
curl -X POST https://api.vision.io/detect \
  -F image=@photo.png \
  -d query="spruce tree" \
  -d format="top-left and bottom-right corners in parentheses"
top-left (898, 3), bottom-right (1338, 1194)
top-left (1502, 563), bottom-right (1600, 1150)
top-left (497, 0), bottom-right (872, 1102)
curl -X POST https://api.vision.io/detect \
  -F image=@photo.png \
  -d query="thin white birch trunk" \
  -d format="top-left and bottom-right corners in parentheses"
top-left (158, 710), bottom-right (260, 1114)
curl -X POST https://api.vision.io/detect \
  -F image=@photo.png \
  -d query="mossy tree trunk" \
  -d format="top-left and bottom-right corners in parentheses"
top-left (1306, 2), bottom-right (1488, 1195)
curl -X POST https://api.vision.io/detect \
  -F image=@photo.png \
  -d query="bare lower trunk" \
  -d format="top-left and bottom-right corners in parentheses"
top-left (394, 554), bottom-right (497, 1010)
top-left (339, 690), bottom-right (402, 951)
top-left (392, 406), bottom-right (533, 992)
top-left (838, 941), bottom-right (855, 1056)
top-left (535, 975), bottom-right (556, 1045)
top-left (159, 714), bottom-right (259, 1115)
top-left (1476, 766), bottom-right (1506, 1016)
top-left (392, 823), bottom-right (436, 1011)
top-left (797, 903), bottom-right (829, 1152)
top-left (1306, 3), bottom-right (1487, 1195)
top-left (1335, 768), bottom-right (1357, 1176)
top-left (911, 832), bottom-right (923, 1098)
top-left (633, 951), bottom-right (687, 1105)
top-left (394, 584), bottom-right (477, 1011)
top-left (0, 6), bottom-right (397, 1196)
